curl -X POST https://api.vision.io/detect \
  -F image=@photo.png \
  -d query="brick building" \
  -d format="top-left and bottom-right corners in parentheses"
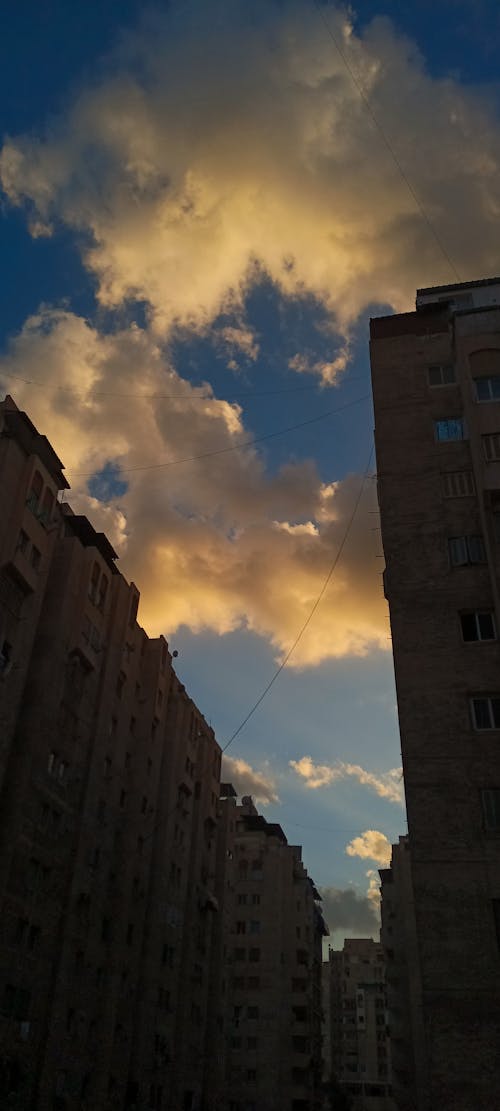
top-left (370, 278), bottom-right (500, 1109)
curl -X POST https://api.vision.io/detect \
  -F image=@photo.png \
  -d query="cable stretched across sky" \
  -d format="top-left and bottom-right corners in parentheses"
top-left (66, 392), bottom-right (371, 476)
top-left (222, 440), bottom-right (375, 753)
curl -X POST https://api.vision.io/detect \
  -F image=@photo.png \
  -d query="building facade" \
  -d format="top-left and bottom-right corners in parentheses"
top-left (0, 394), bottom-right (325, 1111)
top-left (213, 792), bottom-right (327, 1111)
top-left (325, 939), bottom-right (393, 1110)
top-left (370, 278), bottom-right (500, 1110)
top-left (0, 396), bottom-right (222, 1111)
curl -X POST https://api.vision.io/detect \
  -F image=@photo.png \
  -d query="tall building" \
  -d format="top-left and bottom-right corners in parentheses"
top-left (212, 792), bottom-right (328, 1111)
top-left (0, 394), bottom-right (326, 1111)
top-left (325, 939), bottom-right (393, 1110)
top-left (370, 278), bottom-right (500, 1110)
top-left (0, 395), bottom-right (221, 1111)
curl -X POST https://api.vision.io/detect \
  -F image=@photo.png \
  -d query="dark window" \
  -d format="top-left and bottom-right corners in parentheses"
top-left (248, 1005), bottom-right (259, 1019)
top-left (17, 529), bottom-right (29, 554)
top-left (449, 535), bottom-right (486, 565)
top-left (493, 900), bottom-right (500, 950)
top-left (234, 948), bottom-right (245, 961)
top-left (471, 696), bottom-right (500, 730)
top-left (30, 546), bottom-right (41, 572)
top-left (442, 470), bottom-right (475, 498)
top-left (481, 789), bottom-right (500, 829)
top-left (249, 948), bottom-right (260, 962)
top-left (475, 376), bottom-right (500, 402)
top-left (428, 364), bottom-right (455, 387)
top-left (483, 433), bottom-right (500, 461)
top-left (89, 561), bottom-right (100, 604)
top-left (461, 612), bottom-right (496, 641)
top-left (27, 470), bottom-right (43, 512)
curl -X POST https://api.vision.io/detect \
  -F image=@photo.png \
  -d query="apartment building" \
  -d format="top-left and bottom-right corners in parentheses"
top-left (370, 278), bottom-right (500, 1110)
top-left (325, 939), bottom-right (393, 1110)
top-left (212, 791), bottom-right (328, 1111)
top-left (0, 395), bottom-right (221, 1111)
top-left (379, 837), bottom-right (425, 1111)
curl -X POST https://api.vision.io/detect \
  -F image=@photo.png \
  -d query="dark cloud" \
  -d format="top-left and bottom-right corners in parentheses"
top-left (319, 885), bottom-right (380, 937)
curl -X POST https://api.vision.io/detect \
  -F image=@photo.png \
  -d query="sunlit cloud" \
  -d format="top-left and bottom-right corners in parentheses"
top-left (0, 309), bottom-right (386, 665)
top-left (345, 829), bottom-right (392, 866)
top-left (221, 755), bottom-right (279, 805)
top-left (3, 0), bottom-right (500, 364)
top-left (290, 755), bottom-right (404, 803)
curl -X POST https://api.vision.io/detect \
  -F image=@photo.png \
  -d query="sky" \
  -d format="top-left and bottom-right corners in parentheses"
top-left (1, 0), bottom-right (500, 947)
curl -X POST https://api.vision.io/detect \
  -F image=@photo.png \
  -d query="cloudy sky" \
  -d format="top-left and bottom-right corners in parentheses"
top-left (2, 0), bottom-right (499, 945)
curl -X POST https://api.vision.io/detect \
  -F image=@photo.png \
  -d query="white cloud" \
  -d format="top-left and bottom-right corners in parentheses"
top-left (221, 755), bottom-right (279, 805)
top-left (3, 0), bottom-right (500, 358)
top-left (345, 829), bottom-right (392, 866)
top-left (289, 755), bottom-right (404, 803)
top-left (0, 309), bottom-right (387, 665)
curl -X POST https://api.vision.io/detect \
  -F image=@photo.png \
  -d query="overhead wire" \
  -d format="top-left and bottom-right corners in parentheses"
top-left (221, 441), bottom-right (375, 753)
top-left (312, 0), bottom-right (462, 284)
top-left (66, 392), bottom-right (371, 476)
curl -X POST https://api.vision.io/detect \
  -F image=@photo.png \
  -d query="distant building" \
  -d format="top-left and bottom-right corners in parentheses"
top-left (325, 939), bottom-right (394, 1110)
top-left (370, 278), bottom-right (500, 1110)
top-left (379, 837), bottom-right (426, 1111)
top-left (212, 792), bottom-right (328, 1111)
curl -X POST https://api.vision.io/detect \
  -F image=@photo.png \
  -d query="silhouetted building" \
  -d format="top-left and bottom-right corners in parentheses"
top-left (0, 395), bottom-right (325, 1111)
top-left (379, 837), bottom-right (425, 1111)
top-left (325, 939), bottom-right (393, 1110)
top-left (0, 396), bottom-right (221, 1111)
top-left (212, 792), bottom-right (328, 1111)
top-left (370, 278), bottom-right (500, 1110)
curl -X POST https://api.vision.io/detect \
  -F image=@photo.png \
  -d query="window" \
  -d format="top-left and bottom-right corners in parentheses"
top-left (481, 790), bottom-right (500, 830)
top-left (251, 894), bottom-right (260, 906)
top-left (448, 535), bottom-right (486, 565)
top-left (475, 376), bottom-right (500, 402)
top-left (17, 529), bottom-right (29, 554)
top-left (236, 921), bottom-right (246, 935)
top-left (237, 894), bottom-right (247, 906)
top-left (428, 364), bottom-right (455, 386)
top-left (461, 611), bottom-right (496, 641)
top-left (249, 948), bottom-right (260, 963)
top-left (141, 796), bottom-right (147, 815)
top-left (40, 487), bottom-right (54, 524)
top-left (234, 948), bottom-right (245, 961)
top-left (89, 562), bottom-right (100, 604)
top-left (435, 418), bottom-right (466, 442)
top-left (470, 696), bottom-right (500, 730)
top-left (116, 671), bottom-right (126, 698)
top-left (247, 1036), bottom-right (258, 1050)
top-left (27, 470), bottom-right (43, 512)
top-left (248, 1005), bottom-right (259, 1019)
top-left (30, 546), bottom-right (41, 572)
top-left (483, 433), bottom-right (500, 462)
top-left (247, 976), bottom-right (260, 989)
top-left (442, 471), bottom-right (475, 498)
top-left (98, 574), bottom-right (108, 612)
top-left (246, 1069), bottom-right (257, 1081)
top-left (249, 921), bottom-right (260, 934)
top-left (492, 900), bottom-right (500, 951)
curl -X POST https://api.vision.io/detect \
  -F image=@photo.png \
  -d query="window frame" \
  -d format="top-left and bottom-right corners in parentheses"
top-left (434, 417), bottom-right (466, 443)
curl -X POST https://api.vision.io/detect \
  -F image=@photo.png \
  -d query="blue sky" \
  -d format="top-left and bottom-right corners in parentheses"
top-left (1, 0), bottom-right (499, 942)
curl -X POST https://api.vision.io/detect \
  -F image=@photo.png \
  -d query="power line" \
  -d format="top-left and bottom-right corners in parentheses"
top-left (67, 392), bottom-right (371, 476)
top-left (222, 441), bottom-right (375, 752)
top-left (312, 0), bottom-right (462, 284)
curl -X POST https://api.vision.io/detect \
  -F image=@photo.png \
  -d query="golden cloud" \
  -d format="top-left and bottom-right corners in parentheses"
top-left (2, 2), bottom-right (500, 357)
top-left (0, 309), bottom-right (386, 665)
top-left (345, 829), bottom-right (392, 866)
top-left (290, 755), bottom-right (404, 802)
top-left (221, 756), bottom-right (279, 805)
